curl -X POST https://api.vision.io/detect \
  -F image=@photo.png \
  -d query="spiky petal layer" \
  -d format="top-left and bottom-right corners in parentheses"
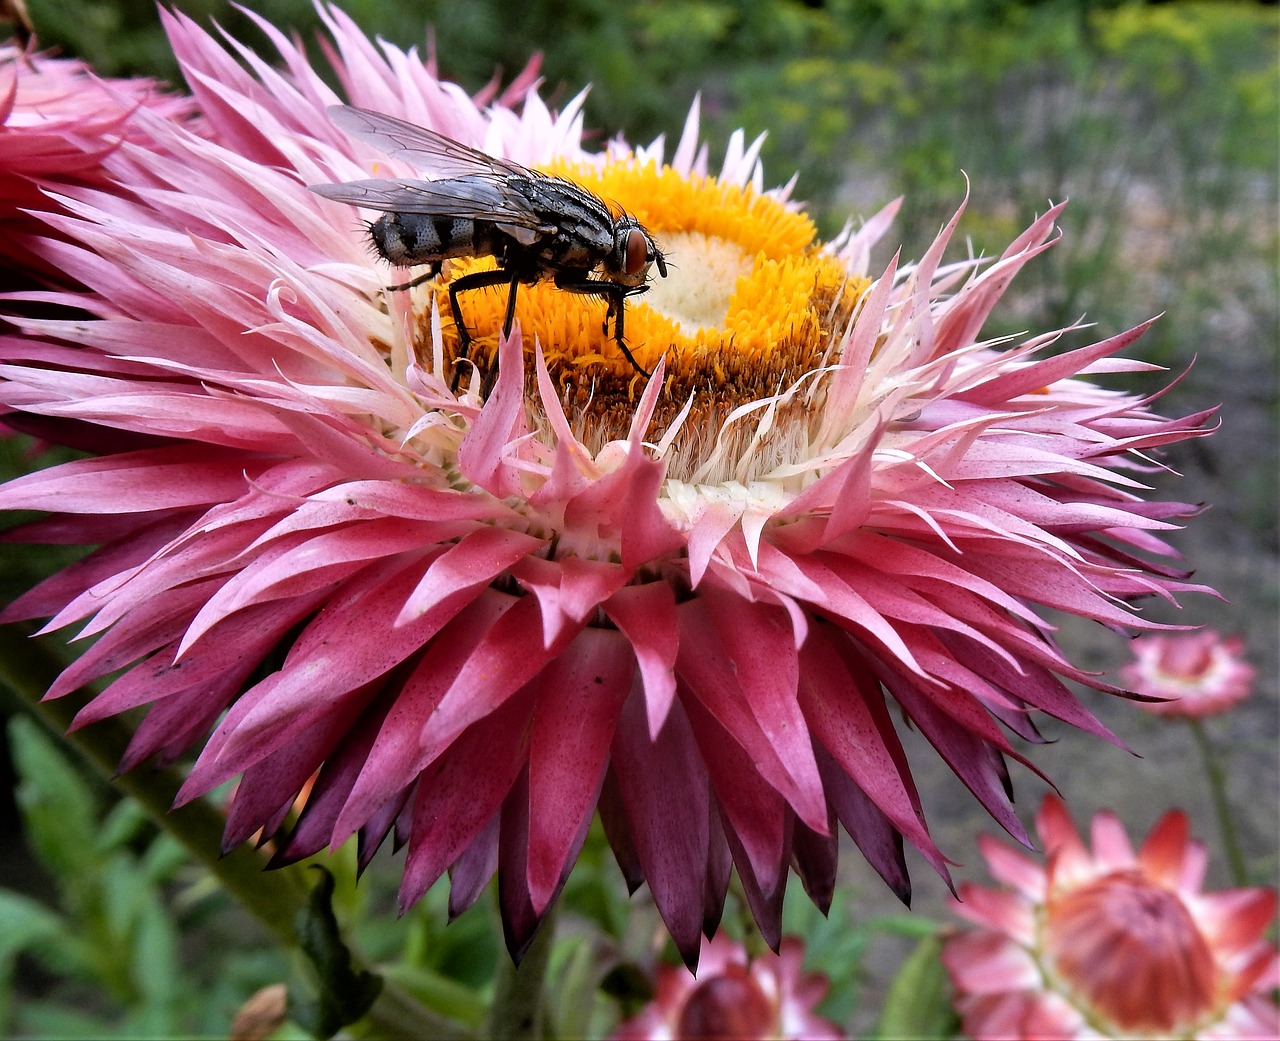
top-left (0, 8), bottom-right (1216, 963)
top-left (0, 43), bottom-right (190, 274)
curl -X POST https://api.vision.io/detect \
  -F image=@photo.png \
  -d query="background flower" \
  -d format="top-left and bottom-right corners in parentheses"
top-left (611, 934), bottom-right (841, 1041)
top-left (943, 795), bottom-right (1280, 1040)
top-left (1122, 630), bottom-right (1256, 718)
top-left (0, 3), bottom-right (1222, 972)
top-left (0, 42), bottom-right (189, 272)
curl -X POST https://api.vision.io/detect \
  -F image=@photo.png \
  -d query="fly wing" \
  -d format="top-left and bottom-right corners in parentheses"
top-left (327, 105), bottom-right (531, 180)
top-left (309, 176), bottom-right (556, 237)
top-left (313, 176), bottom-right (505, 214)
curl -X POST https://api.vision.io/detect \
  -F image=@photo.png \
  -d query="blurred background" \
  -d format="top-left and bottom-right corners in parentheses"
top-left (1, 1), bottom-right (1276, 1036)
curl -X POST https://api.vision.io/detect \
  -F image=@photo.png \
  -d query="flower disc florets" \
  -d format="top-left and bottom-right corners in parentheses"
top-left (0, 6), bottom-right (1218, 965)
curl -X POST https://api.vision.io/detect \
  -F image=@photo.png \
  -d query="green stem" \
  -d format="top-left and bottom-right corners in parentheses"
top-left (0, 623), bottom-right (465, 1040)
top-left (1186, 717), bottom-right (1249, 887)
top-left (483, 903), bottom-right (558, 1040)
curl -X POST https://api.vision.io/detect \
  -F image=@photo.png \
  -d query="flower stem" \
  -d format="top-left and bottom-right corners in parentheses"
top-left (482, 903), bottom-right (558, 1040)
top-left (0, 623), bottom-right (467, 1040)
top-left (1186, 717), bottom-right (1249, 886)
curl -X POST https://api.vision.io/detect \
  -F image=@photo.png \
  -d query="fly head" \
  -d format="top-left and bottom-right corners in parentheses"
top-left (610, 216), bottom-right (666, 288)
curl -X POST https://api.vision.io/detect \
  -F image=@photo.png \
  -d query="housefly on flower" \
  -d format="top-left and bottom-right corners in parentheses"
top-left (311, 105), bottom-right (668, 384)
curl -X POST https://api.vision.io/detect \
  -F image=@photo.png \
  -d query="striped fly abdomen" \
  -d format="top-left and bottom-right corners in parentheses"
top-left (370, 212), bottom-right (486, 268)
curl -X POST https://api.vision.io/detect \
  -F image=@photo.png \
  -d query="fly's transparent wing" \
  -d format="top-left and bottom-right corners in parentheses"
top-left (311, 177), bottom-right (504, 216)
top-left (327, 105), bottom-right (531, 180)
top-left (316, 107), bottom-right (562, 236)
top-left (309, 176), bottom-right (552, 231)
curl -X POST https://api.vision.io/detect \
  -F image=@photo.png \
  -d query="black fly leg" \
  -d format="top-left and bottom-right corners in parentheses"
top-left (553, 273), bottom-right (652, 378)
top-left (387, 262), bottom-right (440, 293)
top-left (499, 270), bottom-right (521, 339)
top-left (609, 285), bottom-right (652, 377)
top-left (602, 294), bottom-right (616, 338)
top-left (446, 267), bottom-right (520, 390)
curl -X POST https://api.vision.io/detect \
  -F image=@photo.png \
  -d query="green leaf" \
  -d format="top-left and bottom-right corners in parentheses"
top-left (94, 797), bottom-right (152, 856)
top-left (865, 913), bottom-right (946, 940)
top-left (0, 890), bottom-right (69, 963)
top-left (100, 856), bottom-right (150, 947)
top-left (8, 716), bottom-right (101, 882)
top-left (0, 890), bottom-right (76, 1034)
top-left (138, 831), bottom-right (189, 886)
top-left (872, 933), bottom-right (959, 1041)
top-left (290, 867), bottom-right (383, 1039)
top-left (17, 1002), bottom-right (133, 1040)
top-left (548, 934), bottom-right (606, 1040)
top-left (377, 964), bottom-right (487, 1028)
top-left (131, 891), bottom-right (180, 1009)
top-left (401, 881), bottom-right (498, 988)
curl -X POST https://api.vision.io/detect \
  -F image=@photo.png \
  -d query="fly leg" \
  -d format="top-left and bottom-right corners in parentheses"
top-left (607, 285), bottom-right (652, 377)
top-left (446, 267), bottom-right (520, 391)
top-left (387, 262), bottom-right (439, 293)
top-left (553, 274), bottom-right (652, 378)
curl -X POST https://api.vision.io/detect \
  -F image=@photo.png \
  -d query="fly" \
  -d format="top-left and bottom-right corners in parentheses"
top-left (310, 105), bottom-right (668, 384)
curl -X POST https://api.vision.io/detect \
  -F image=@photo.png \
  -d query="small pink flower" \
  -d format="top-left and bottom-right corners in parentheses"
top-left (0, 7), bottom-right (1218, 963)
top-left (0, 42), bottom-right (189, 272)
top-left (1121, 631), bottom-right (1256, 717)
top-left (943, 795), bottom-right (1280, 1039)
top-left (612, 934), bottom-right (842, 1040)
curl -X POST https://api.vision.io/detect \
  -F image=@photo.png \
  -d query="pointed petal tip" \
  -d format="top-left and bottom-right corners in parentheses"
top-left (677, 937), bottom-right (702, 974)
top-left (502, 913), bottom-right (547, 967)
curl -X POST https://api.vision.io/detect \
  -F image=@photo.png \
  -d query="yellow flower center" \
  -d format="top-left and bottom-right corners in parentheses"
top-left (410, 155), bottom-right (869, 459)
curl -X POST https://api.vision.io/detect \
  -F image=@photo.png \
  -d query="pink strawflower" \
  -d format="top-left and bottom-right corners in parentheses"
top-left (612, 934), bottom-right (841, 1040)
top-left (943, 795), bottom-right (1280, 1040)
top-left (0, 43), bottom-right (189, 272)
top-left (0, 8), bottom-right (1216, 961)
top-left (1121, 631), bottom-right (1256, 717)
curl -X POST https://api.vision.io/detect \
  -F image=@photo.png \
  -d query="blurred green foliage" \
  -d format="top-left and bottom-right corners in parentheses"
top-left (25, 2), bottom-right (1279, 209)
top-left (1, 717), bottom-right (291, 1037)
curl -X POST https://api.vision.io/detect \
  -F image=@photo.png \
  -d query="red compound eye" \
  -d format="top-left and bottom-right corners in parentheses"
top-left (625, 227), bottom-right (648, 277)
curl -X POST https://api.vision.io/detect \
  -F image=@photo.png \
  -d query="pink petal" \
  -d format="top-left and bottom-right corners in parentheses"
top-left (398, 687), bottom-right (538, 910)
top-left (610, 693), bottom-right (710, 966)
top-left (676, 591), bottom-right (827, 834)
top-left (603, 582), bottom-right (679, 738)
top-left (525, 627), bottom-right (633, 912)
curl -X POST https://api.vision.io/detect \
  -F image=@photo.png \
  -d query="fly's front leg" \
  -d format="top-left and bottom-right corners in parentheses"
top-left (553, 274), bottom-right (652, 378)
top-left (609, 284), bottom-right (651, 371)
top-left (446, 267), bottom-right (521, 390)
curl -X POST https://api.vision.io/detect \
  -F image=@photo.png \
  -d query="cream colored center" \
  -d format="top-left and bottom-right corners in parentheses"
top-left (642, 231), bottom-right (752, 335)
